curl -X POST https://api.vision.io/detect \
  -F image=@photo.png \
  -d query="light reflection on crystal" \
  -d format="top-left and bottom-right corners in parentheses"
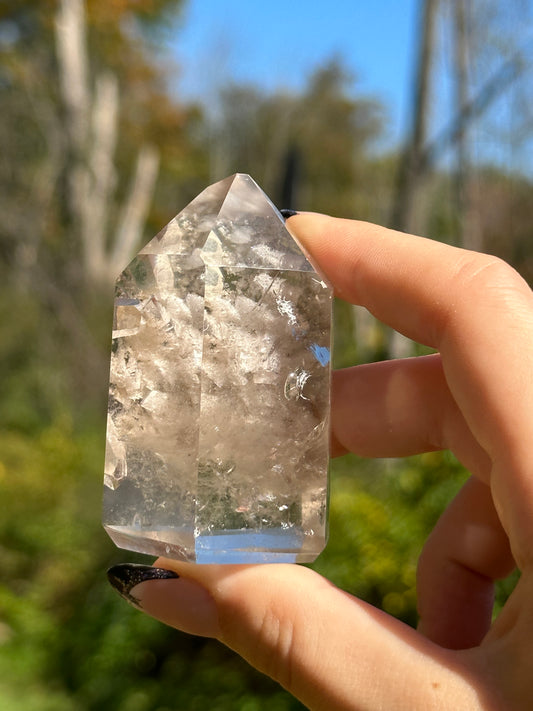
top-left (103, 174), bottom-right (332, 563)
top-left (284, 368), bottom-right (311, 402)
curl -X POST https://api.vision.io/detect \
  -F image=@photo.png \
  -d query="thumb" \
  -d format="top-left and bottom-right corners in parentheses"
top-left (108, 560), bottom-right (484, 710)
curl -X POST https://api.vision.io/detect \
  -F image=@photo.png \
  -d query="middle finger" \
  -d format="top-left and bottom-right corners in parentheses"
top-left (332, 354), bottom-right (492, 481)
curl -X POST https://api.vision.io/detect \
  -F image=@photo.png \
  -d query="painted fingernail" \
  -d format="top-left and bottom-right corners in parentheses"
top-left (107, 563), bottom-right (219, 637)
top-left (107, 563), bottom-right (179, 608)
top-left (279, 209), bottom-right (299, 220)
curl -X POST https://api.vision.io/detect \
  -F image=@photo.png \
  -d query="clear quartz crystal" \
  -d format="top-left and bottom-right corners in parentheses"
top-left (103, 174), bottom-right (332, 563)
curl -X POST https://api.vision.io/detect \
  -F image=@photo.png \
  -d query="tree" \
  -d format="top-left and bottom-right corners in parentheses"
top-left (56, 0), bottom-right (160, 286)
top-left (391, 0), bottom-right (533, 248)
top-left (391, 0), bottom-right (440, 235)
top-left (0, 0), bottom-right (204, 412)
top-left (206, 59), bottom-right (384, 220)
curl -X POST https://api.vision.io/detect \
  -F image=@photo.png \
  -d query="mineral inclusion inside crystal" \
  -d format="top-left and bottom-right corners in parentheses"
top-left (103, 174), bottom-right (332, 563)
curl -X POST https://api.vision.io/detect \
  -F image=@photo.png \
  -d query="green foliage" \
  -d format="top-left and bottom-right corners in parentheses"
top-left (315, 452), bottom-right (469, 627)
top-left (0, 413), bottom-right (517, 710)
top-left (0, 407), bottom-right (485, 710)
top-left (0, 410), bottom-right (310, 710)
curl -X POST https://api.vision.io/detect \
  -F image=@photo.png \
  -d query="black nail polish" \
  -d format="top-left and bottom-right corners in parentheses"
top-left (279, 209), bottom-right (298, 220)
top-left (107, 563), bottom-right (179, 608)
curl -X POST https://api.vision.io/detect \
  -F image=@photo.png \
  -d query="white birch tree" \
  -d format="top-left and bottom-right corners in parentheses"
top-left (55, 0), bottom-right (159, 286)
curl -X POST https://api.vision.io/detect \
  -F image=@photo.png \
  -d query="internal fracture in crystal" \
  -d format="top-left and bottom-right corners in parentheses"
top-left (103, 174), bottom-right (332, 563)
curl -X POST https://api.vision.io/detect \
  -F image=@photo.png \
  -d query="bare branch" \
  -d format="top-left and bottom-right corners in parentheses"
top-left (420, 48), bottom-right (526, 170)
top-left (82, 71), bottom-right (119, 280)
top-left (110, 145), bottom-right (160, 279)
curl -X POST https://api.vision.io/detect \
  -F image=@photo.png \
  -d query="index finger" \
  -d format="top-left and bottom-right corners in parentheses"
top-left (287, 213), bottom-right (533, 565)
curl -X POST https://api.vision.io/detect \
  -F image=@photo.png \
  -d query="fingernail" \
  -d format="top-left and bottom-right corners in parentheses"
top-left (107, 563), bottom-right (179, 608)
top-left (279, 209), bottom-right (299, 220)
top-left (107, 563), bottom-right (219, 638)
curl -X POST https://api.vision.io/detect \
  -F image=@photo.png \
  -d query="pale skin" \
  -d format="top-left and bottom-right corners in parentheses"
top-left (130, 214), bottom-right (533, 710)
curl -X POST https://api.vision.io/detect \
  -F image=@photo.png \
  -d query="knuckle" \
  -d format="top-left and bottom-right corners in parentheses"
top-left (435, 253), bottom-right (531, 342)
top-left (452, 253), bottom-right (528, 301)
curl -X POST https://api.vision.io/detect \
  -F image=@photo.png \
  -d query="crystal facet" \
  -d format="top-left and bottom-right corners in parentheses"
top-left (103, 174), bottom-right (332, 563)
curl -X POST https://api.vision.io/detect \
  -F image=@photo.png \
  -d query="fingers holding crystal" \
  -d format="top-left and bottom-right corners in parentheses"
top-left (286, 213), bottom-right (533, 564)
top-left (101, 203), bottom-right (533, 711)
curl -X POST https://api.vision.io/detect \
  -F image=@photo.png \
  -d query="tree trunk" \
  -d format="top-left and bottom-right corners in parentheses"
top-left (452, 0), bottom-right (484, 251)
top-left (391, 0), bottom-right (440, 234)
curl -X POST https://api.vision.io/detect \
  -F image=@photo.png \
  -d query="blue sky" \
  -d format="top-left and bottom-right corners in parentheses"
top-left (168, 1), bottom-right (533, 169)
top-left (171, 0), bottom-right (419, 146)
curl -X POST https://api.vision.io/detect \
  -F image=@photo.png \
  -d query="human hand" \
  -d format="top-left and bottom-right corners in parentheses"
top-left (108, 214), bottom-right (533, 710)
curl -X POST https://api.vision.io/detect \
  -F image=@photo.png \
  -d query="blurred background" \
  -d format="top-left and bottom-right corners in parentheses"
top-left (0, 0), bottom-right (531, 709)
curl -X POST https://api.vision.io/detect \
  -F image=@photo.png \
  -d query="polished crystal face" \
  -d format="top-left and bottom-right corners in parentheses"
top-left (103, 174), bottom-right (332, 563)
